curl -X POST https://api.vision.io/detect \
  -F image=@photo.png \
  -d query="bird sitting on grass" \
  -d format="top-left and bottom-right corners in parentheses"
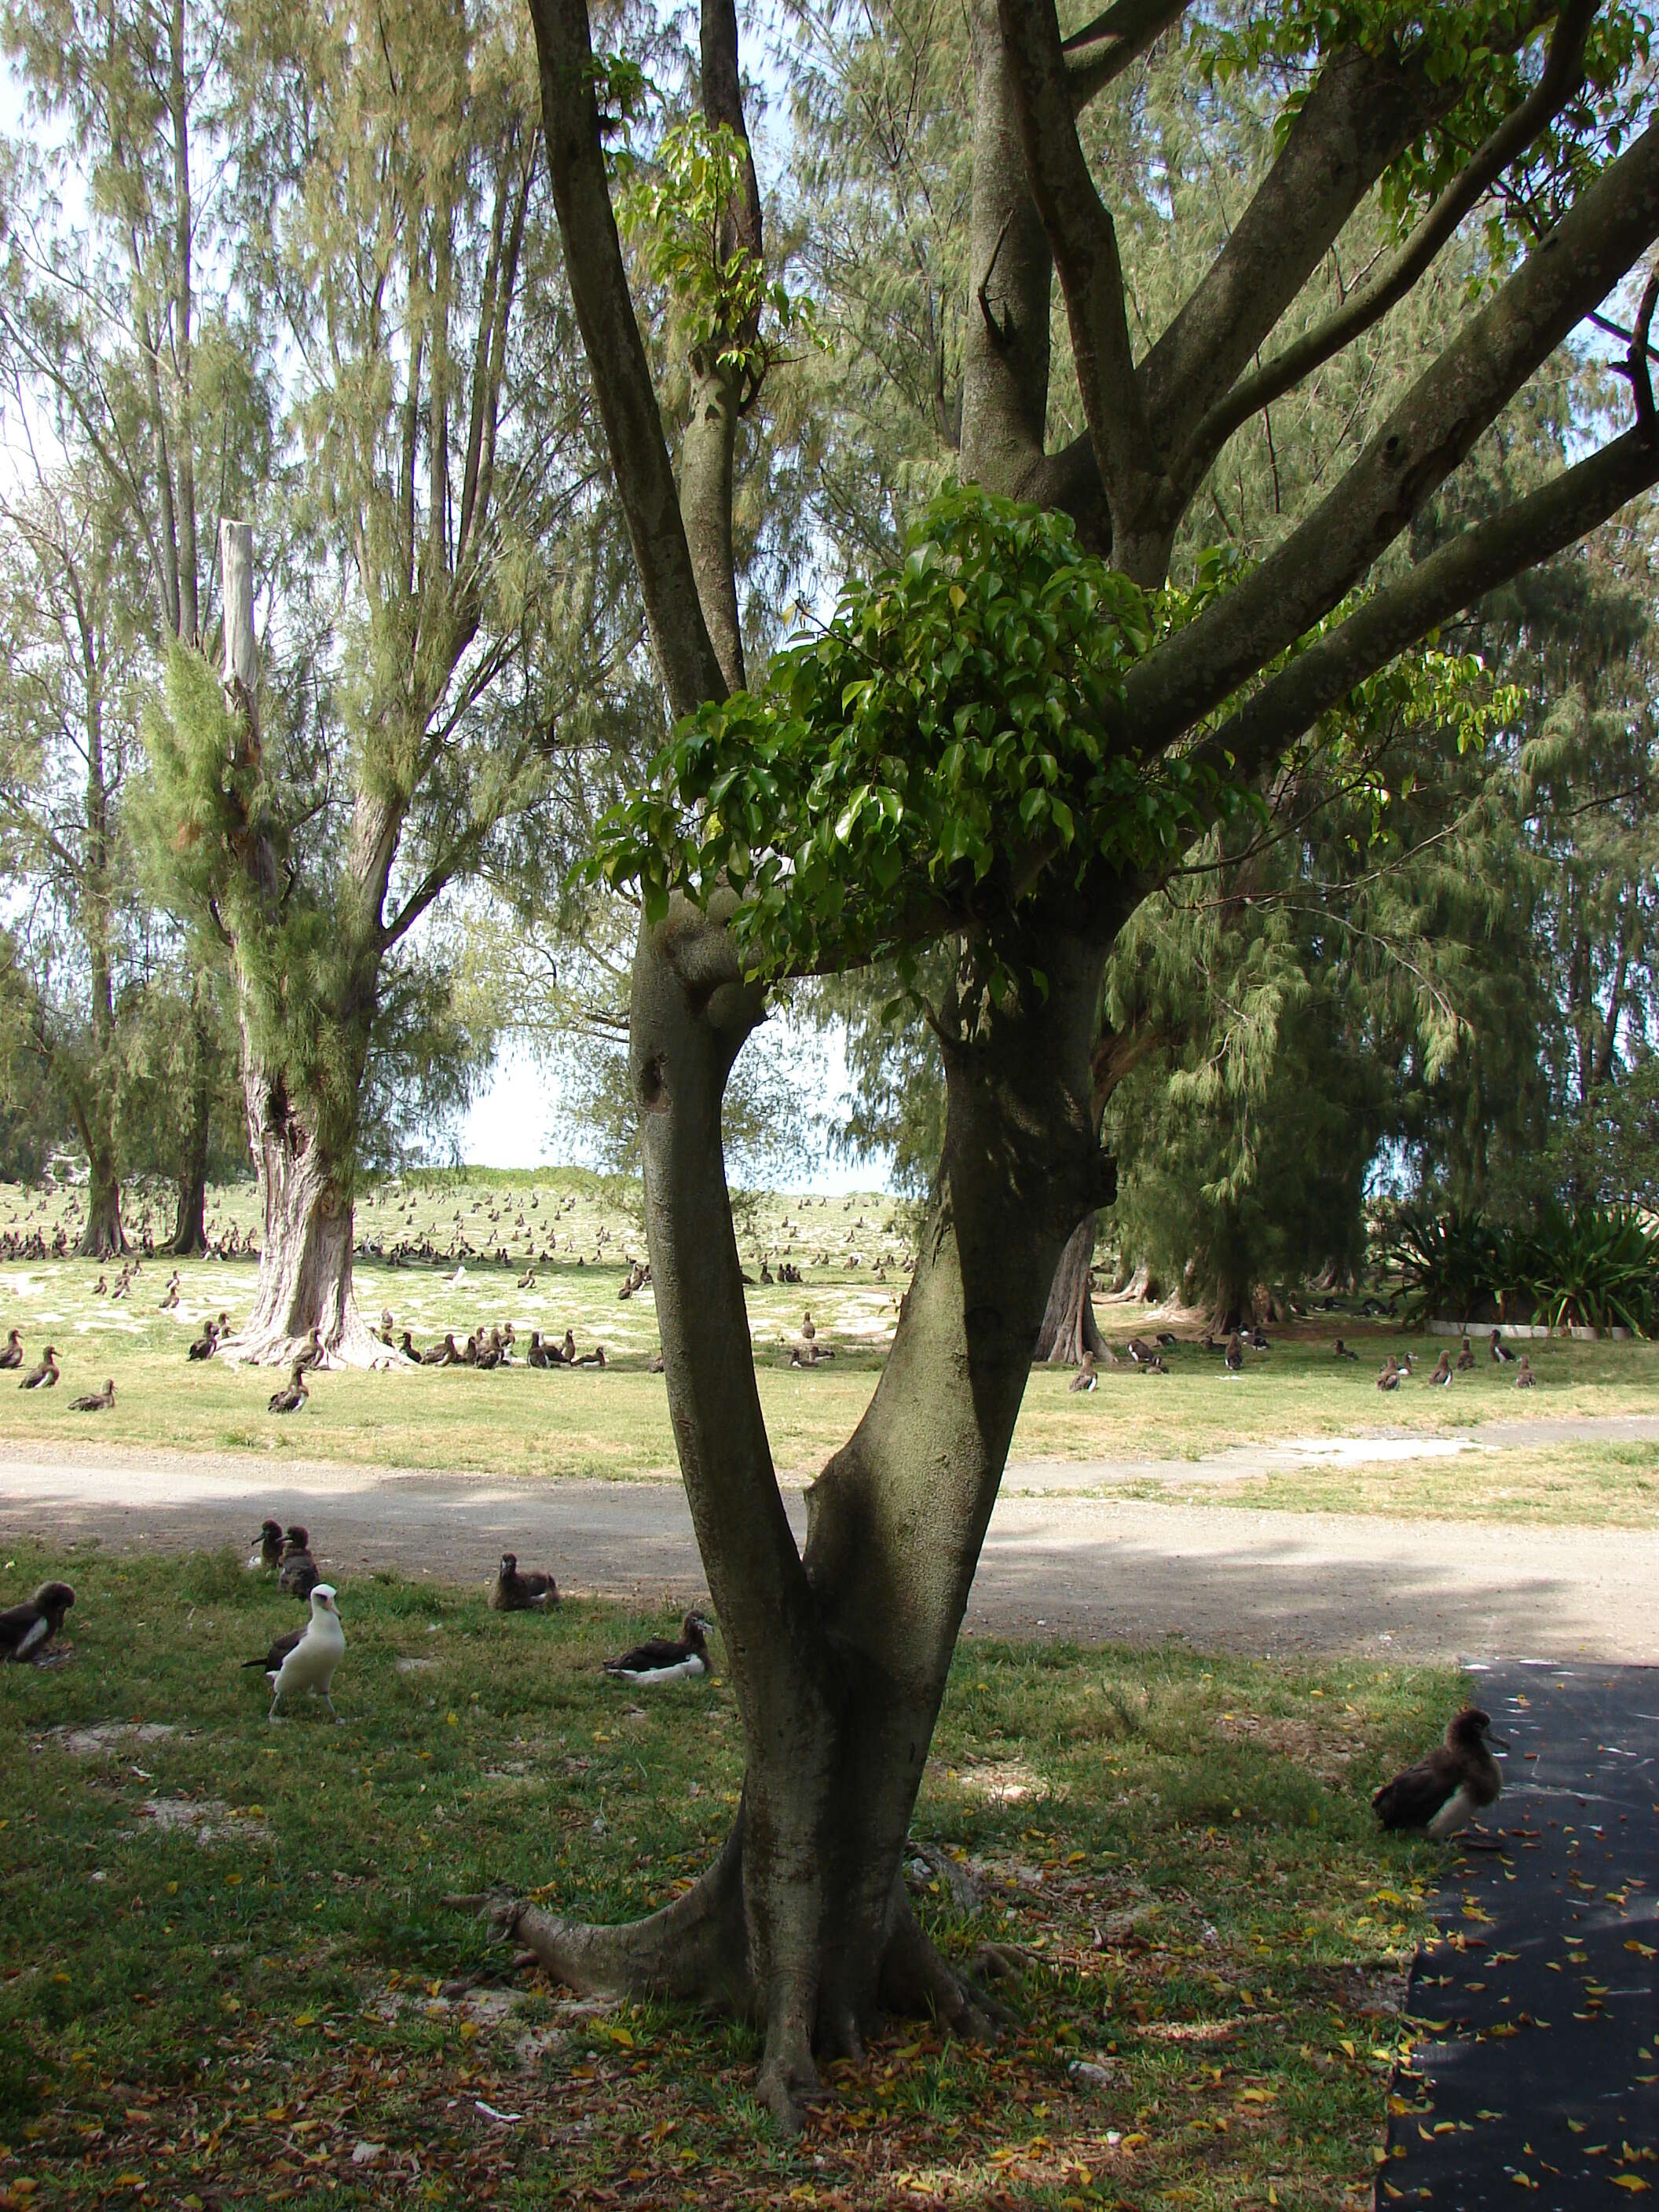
top-left (69, 1378), bottom-right (115, 1412)
top-left (1068, 1351), bottom-right (1097, 1393)
top-left (0, 1328), bottom-right (21, 1369)
top-left (20, 1346), bottom-right (58, 1390)
top-left (187, 1318), bottom-right (218, 1361)
top-left (268, 1364), bottom-right (309, 1415)
top-left (1376, 1357), bottom-right (1400, 1392)
top-left (1333, 1339), bottom-right (1357, 1361)
top-left (574, 1343), bottom-right (606, 1368)
top-left (1456, 1335), bottom-right (1477, 1372)
top-left (603, 1613), bottom-right (714, 1683)
top-left (278, 1528), bottom-right (320, 1599)
top-left (0, 1580), bottom-right (75, 1662)
top-left (247, 1583), bottom-right (345, 1721)
top-left (1224, 1332), bottom-right (1243, 1376)
top-left (397, 1330), bottom-right (420, 1363)
top-left (423, 1332), bottom-right (460, 1367)
top-left (1490, 1328), bottom-right (1515, 1364)
top-left (1372, 1707), bottom-right (1508, 1839)
top-left (488, 1553), bottom-right (559, 1611)
top-left (1514, 1355), bottom-right (1536, 1389)
top-left (1126, 1336), bottom-right (1155, 1364)
top-left (1429, 1351), bottom-right (1452, 1386)
top-left (247, 1518), bottom-right (284, 1573)
top-left (292, 1328), bottom-right (324, 1372)
top-left (527, 1331), bottom-right (549, 1368)
top-left (158, 1274), bottom-right (181, 1311)
top-left (1139, 1352), bottom-right (1170, 1374)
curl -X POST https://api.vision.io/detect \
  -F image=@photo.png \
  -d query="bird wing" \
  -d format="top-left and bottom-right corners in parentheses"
top-left (605, 1638), bottom-right (685, 1672)
top-left (258, 1624), bottom-right (306, 1671)
top-left (0, 1606), bottom-right (47, 1659)
top-left (1372, 1749), bottom-right (1456, 1830)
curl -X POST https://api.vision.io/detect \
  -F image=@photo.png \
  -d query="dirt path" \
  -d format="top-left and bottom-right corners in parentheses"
top-left (5, 1437), bottom-right (1656, 1662)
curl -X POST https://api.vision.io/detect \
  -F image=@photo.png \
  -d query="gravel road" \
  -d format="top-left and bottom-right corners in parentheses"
top-left (4, 1435), bottom-right (1654, 1662)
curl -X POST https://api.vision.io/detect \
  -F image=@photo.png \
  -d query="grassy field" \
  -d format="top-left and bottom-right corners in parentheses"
top-left (1, 1541), bottom-right (1460, 2210)
top-left (4, 1170), bottom-right (1656, 1517)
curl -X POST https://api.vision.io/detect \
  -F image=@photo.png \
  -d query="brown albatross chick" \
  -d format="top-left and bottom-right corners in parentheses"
top-left (488, 1552), bottom-right (559, 1611)
top-left (0, 1580), bottom-right (75, 1662)
top-left (1372, 1707), bottom-right (1508, 1838)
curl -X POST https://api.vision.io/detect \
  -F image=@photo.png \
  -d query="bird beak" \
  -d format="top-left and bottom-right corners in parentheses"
top-left (1486, 1731), bottom-right (1511, 1752)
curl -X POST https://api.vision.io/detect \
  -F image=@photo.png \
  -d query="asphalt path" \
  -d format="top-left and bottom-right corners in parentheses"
top-left (1383, 1664), bottom-right (1659, 2207)
top-left (4, 1442), bottom-right (1658, 1660)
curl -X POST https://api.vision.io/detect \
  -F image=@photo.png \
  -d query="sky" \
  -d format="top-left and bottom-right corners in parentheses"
top-left (458, 1027), bottom-right (897, 1195)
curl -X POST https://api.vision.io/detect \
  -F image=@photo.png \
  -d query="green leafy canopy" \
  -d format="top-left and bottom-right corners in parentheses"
top-left (588, 488), bottom-right (1247, 985)
top-left (588, 488), bottom-right (1509, 992)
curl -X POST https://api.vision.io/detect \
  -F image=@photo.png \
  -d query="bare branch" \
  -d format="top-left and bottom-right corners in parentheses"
top-left (1062, 0), bottom-right (1192, 112)
top-left (1121, 116), bottom-right (1659, 754)
top-left (526, 0), bottom-right (728, 719)
top-left (994, 0), bottom-right (1159, 563)
top-left (1195, 426), bottom-right (1659, 793)
top-left (1181, 0), bottom-right (1601, 492)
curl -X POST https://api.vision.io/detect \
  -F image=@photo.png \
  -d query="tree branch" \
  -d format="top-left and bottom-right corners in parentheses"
top-left (526, 0), bottom-right (728, 719)
top-left (994, 0), bottom-right (1160, 566)
top-left (1062, 0), bottom-right (1192, 112)
top-left (1193, 426), bottom-right (1659, 793)
top-left (1180, 0), bottom-right (1601, 493)
top-left (1120, 115), bottom-right (1659, 755)
top-left (1136, 37), bottom-right (1487, 463)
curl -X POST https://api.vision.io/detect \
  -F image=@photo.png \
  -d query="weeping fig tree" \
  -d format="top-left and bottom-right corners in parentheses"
top-left (458, 0), bottom-right (1659, 2130)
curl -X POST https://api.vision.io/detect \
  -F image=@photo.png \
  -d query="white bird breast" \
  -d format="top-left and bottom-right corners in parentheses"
top-left (623, 1655), bottom-right (707, 1685)
top-left (276, 1613), bottom-right (346, 1694)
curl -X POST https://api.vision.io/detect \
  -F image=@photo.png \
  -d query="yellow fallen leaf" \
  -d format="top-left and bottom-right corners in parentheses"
top-left (1626, 1940), bottom-right (1657, 1959)
top-left (1611, 2181), bottom-right (1653, 2194)
top-left (292, 2012), bottom-right (314, 2028)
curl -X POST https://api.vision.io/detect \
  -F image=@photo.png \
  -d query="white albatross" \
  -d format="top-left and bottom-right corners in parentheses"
top-left (264, 1583), bottom-right (346, 1721)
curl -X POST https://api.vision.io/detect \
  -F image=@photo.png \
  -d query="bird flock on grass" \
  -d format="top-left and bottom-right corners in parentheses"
top-left (1057, 1318), bottom-right (1548, 1395)
top-left (2, 1536), bottom-right (1505, 1842)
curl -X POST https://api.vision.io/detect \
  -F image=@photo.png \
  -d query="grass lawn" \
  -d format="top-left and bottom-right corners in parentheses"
top-left (1, 1543), bottom-right (1461, 2208)
top-left (5, 1168), bottom-right (1655, 1516)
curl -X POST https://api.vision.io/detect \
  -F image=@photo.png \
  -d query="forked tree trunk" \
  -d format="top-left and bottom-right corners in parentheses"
top-left (465, 900), bottom-right (1115, 2129)
top-left (1032, 1211), bottom-right (1106, 1364)
top-left (170, 1152), bottom-right (208, 1258)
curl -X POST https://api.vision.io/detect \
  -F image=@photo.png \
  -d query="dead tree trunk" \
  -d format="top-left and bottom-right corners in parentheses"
top-left (470, 901), bottom-right (1113, 2130)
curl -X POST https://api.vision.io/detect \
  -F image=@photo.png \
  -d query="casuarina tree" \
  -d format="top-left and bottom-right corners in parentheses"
top-left (465, 0), bottom-right (1659, 2126)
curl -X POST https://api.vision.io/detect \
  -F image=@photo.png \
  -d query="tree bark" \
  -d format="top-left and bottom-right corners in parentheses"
top-left (170, 977), bottom-right (214, 1256)
top-left (76, 1141), bottom-right (127, 1259)
top-left (1032, 1212), bottom-right (1105, 1364)
top-left (469, 901), bottom-right (1113, 2128)
top-left (225, 1035), bottom-right (385, 1367)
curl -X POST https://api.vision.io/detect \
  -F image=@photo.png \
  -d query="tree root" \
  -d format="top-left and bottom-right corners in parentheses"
top-left (881, 1896), bottom-right (1004, 2039)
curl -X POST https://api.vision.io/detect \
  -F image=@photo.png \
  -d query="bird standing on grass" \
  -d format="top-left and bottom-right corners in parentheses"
top-left (278, 1528), bottom-right (320, 1599)
top-left (1373, 1708), bottom-right (1508, 1838)
top-left (1490, 1328), bottom-right (1515, 1364)
top-left (604, 1613), bottom-right (714, 1684)
top-left (247, 1519), bottom-right (284, 1573)
top-left (69, 1379), bottom-right (115, 1412)
top-left (249, 1584), bottom-right (346, 1720)
top-left (20, 1346), bottom-right (58, 1390)
top-left (488, 1553), bottom-right (559, 1611)
top-left (0, 1580), bottom-right (75, 1662)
